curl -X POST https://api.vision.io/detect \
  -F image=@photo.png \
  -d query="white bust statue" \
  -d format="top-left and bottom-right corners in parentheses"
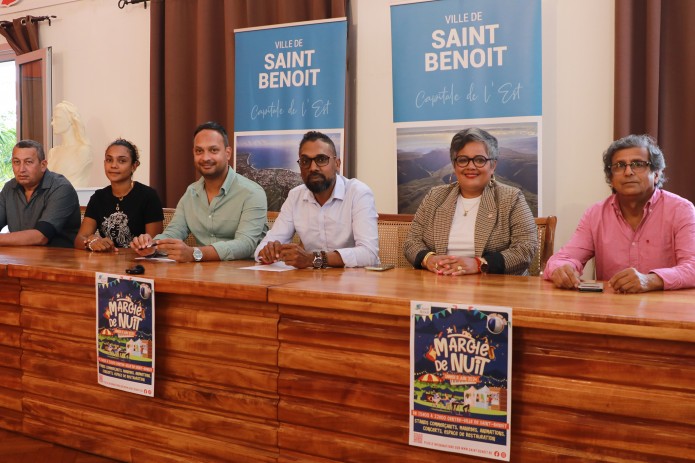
top-left (47, 100), bottom-right (92, 187)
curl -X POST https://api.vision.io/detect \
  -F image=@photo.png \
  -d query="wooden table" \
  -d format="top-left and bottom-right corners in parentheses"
top-left (0, 247), bottom-right (693, 462)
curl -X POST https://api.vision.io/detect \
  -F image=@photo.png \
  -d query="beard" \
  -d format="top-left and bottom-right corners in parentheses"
top-left (305, 173), bottom-right (334, 194)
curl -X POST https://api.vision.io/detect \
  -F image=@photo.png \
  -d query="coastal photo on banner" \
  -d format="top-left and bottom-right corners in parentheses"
top-left (391, 0), bottom-right (542, 215)
top-left (234, 19), bottom-right (347, 211)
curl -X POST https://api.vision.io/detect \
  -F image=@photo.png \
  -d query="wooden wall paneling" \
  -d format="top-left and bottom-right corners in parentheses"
top-left (0, 273), bottom-right (22, 434)
top-left (0, 378), bottom-right (22, 412)
top-left (279, 448), bottom-right (344, 463)
top-left (0, 302), bottom-right (20, 325)
top-left (0, 345), bottom-right (21, 369)
top-left (23, 400), bottom-right (278, 463)
top-left (511, 325), bottom-right (695, 461)
top-left (277, 303), bottom-right (469, 462)
top-left (130, 446), bottom-right (233, 463)
top-left (17, 275), bottom-right (281, 462)
top-left (278, 423), bottom-right (485, 463)
top-left (273, 280), bottom-right (695, 463)
top-left (0, 323), bottom-right (21, 347)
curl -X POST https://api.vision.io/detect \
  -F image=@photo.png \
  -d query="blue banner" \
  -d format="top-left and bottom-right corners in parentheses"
top-left (234, 19), bottom-right (347, 131)
top-left (391, 0), bottom-right (541, 122)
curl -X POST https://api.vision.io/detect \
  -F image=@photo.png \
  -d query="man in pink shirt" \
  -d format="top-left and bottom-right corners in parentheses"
top-left (545, 134), bottom-right (695, 293)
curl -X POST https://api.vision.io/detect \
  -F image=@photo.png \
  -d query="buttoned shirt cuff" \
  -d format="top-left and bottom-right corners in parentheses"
top-left (651, 268), bottom-right (687, 290)
top-left (336, 247), bottom-right (380, 268)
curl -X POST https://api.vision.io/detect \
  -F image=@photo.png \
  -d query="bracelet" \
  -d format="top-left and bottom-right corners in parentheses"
top-left (422, 251), bottom-right (435, 269)
top-left (320, 250), bottom-right (328, 269)
top-left (87, 237), bottom-right (99, 252)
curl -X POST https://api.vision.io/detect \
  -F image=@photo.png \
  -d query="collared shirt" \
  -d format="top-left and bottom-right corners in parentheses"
top-left (157, 166), bottom-right (267, 260)
top-left (544, 189), bottom-right (695, 289)
top-left (254, 175), bottom-right (380, 268)
top-left (0, 170), bottom-right (81, 248)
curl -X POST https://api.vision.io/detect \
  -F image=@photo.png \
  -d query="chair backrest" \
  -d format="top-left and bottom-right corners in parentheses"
top-left (530, 216), bottom-right (557, 276)
top-left (163, 208), bottom-right (197, 246)
top-left (266, 211), bottom-right (301, 244)
top-left (377, 214), bottom-right (414, 268)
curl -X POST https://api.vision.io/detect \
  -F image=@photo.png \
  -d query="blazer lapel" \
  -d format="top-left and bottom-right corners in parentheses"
top-left (433, 185), bottom-right (459, 254)
top-left (475, 183), bottom-right (498, 257)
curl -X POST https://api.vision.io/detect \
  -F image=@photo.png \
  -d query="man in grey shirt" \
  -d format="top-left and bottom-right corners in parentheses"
top-left (0, 139), bottom-right (81, 248)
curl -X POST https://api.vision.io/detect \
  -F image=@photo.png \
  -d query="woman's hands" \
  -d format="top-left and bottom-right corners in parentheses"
top-left (424, 254), bottom-right (479, 276)
top-left (85, 235), bottom-right (116, 252)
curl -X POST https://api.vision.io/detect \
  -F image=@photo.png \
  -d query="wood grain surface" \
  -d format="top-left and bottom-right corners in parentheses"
top-left (0, 246), bottom-right (693, 462)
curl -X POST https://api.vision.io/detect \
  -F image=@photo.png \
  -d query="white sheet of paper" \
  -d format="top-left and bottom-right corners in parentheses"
top-left (240, 261), bottom-right (297, 272)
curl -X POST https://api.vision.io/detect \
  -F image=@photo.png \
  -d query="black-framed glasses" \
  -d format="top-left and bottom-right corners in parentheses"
top-left (297, 155), bottom-right (333, 168)
top-left (609, 160), bottom-right (651, 174)
top-left (454, 155), bottom-right (492, 168)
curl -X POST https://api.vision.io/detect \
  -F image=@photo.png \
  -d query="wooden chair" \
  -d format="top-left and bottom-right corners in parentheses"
top-left (377, 214), bottom-right (414, 268)
top-left (530, 216), bottom-right (557, 277)
top-left (162, 208), bottom-right (197, 246)
top-left (266, 211), bottom-right (301, 244)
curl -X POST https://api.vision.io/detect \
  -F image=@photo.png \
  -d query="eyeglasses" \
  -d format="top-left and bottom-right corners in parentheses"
top-left (297, 155), bottom-right (333, 168)
top-left (609, 160), bottom-right (651, 174)
top-left (454, 155), bottom-right (492, 168)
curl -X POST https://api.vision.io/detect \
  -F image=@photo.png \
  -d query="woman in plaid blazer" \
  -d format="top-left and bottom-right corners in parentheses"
top-left (403, 128), bottom-right (537, 276)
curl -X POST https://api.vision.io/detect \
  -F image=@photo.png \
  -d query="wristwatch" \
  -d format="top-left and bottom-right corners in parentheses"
top-left (312, 251), bottom-right (328, 269)
top-left (312, 251), bottom-right (324, 269)
top-left (476, 257), bottom-right (489, 274)
top-left (193, 247), bottom-right (203, 262)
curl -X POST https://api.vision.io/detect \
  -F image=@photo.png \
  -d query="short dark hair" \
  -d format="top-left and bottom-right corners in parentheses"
top-left (299, 131), bottom-right (337, 158)
top-left (602, 134), bottom-right (666, 188)
top-left (449, 127), bottom-right (499, 163)
top-left (193, 121), bottom-right (229, 147)
top-left (14, 139), bottom-right (45, 161)
top-left (107, 138), bottom-right (139, 164)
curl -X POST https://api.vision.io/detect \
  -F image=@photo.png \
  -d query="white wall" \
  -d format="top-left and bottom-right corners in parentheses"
top-left (352, 0), bottom-right (615, 258)
top-left (2, 0), bottom-right (614, 257)
top-left (0, 0), bottom-right (150, 187)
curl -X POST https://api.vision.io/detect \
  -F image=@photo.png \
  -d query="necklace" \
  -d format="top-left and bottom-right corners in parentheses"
top-left (460, 195), bottom-right (481, 217)
top-left (114, 182), bottom-right (134, 212)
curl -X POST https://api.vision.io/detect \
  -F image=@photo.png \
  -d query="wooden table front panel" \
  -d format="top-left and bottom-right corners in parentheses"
top-left (273, 269), bottom-right (695, 463)
top-left (0, 269), bottom-right (22, 433)
top-left (17, 276), bottom-right (280, 463)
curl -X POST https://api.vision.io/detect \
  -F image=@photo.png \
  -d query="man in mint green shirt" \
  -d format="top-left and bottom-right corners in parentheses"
top-left (131, 122), bottom-right (266, 262)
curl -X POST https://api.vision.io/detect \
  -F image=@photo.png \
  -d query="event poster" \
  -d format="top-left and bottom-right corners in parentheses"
top-left (234, 18), bottom-right (347, 211)
top-left (410, 301), bottom-right (512, 461)
top-left (96, 273), bottom-right (155, 397)
top-left (391, 0), bottom-right (542, 215)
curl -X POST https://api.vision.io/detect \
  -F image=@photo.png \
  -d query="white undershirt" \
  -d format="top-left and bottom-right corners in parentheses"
top-left (447, 194), bottom-right (481, 257)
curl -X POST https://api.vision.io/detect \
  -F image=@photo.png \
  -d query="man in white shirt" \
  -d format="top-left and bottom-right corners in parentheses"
top-left (255, 131), bottom-right (379, 269)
